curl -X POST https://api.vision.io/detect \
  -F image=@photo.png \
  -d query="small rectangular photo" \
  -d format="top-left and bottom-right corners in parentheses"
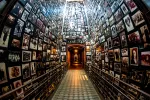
top-left (0, 63), bottom-right (7, 84)
top-left (25, 3), bottom-right (32, 12)
top-left (0, 26), bottom-right (11, 48)
top-left (113, 37), bottom-right (120, 47)
top-left (116, 20), bottom-right (125, 33)
top-left (132, 11), bottom-right (145, 26)
top-left (22, 63), bottom-right (30, 79)
top-left (141, 51), bottom-right (150, 66)
top-left (38, 39), bottom-right (42, 51)
top-left (0, 49), bottom-right (7, 62)
top-left (30, 38), bottom-right (38, 50)
top-left (122, 57), bottom-right (129, 71)
top-left (24, 21), bottom-right (34, 35)
top-left (30, 62), bottom-right (36, 75)
top-left (5, 14), bottom-right (16, 27)
top-left (8, 66), bottom-right (21, 79)
top-left (120, 32), bottom-right (128, 47)
top-left (121, 48), bottom-right (128, 56)
top-left (32, 51), bottom-right (36, 60)
top-left (22, 51), bottom-right (31, 62)
top-left (21, 10), bottom-right (29, 21)
top-left (61, 46), bottom-right (66, 52)
top-left (130, 47), bottom-right (139, 66)
top-left (140, 25), bottom-right (150, 43)
top-left (114, 63), bottom-right (121, 73)
top-left (109, 15), bottom-right (115, 26)
top-left (61, 55), bottom-right (66, 62)
top-left (13, 80), bottom-right (24, 97)
top-left (8, 51), bottom-right (20, 62)
top-left (125, 0), bottom-right (137, 12)
top-left (111, 25), bottom-right (117, 37)
top-left (28, 12), bottom-right (37, 24)
top-left (22, 34), bottom-right (30, 50)
top-left (114, 48), bottom-right (121, 62)
top-left (111, 1), bottom-right (119, 13)
top-left (114, 74), bottom-right (120, 85)
top-left (13, 19), bottom-right (24, 37)
top-left (121, 3), bottom-right (129, 15)
top-left (114, 8), bottom-right (123, 22)
top-left (128, 31), bottom-right (141, 46)
top-left (123, 15), bottom-right (134, 32)
top-left (11, 38), bottom-right (20, 48)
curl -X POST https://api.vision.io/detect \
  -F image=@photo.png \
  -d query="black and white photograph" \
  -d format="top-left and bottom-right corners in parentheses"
top-left (21, 10), bottom-right (29, 21)
top-left (13, 80), bottom-right (24, 97)
top-left (11, 38), bottom-right (20, 48)
top-left (109, 15), bottom-right (115, 26)
top-left (0, 63), bottom-right (7, 84)
top-left (22, 51), bottom-right (31, 62)
top-left (24, 21), bottom-right (34, 35)
top-left (8, 66), bottom-right (21, 79)
top-left (116, 20), bottom-right (125, 33)
top-left (128, 31), bottom-right (141, 46)
top-left (28, 12), bottom-right (37, 24)
top-left (110, 70), bottom-right (114, 77)
top-left (13, 19), bottom-right (24, 37)
top-left (22, 34), bottom-right (30, 50)
top-left (105, 52), bottom-right (109, 62)
top-left (32, 51), bottom-right (36, 60)
top-left (130, 47), bottom-right (139, 66)
top-left (114, 63), bottom-right (121, 73)
top-left (25, 3), bottom-right (32, 12)
top-left (114, 8), bottom-right (123, 22)
top-left (22, 63), bottom-right (30, 79)
top-left (108, 50), bottom-right (114, 61)
top-left (111, 1), bottom-right (119, 13)
top-left (125, 0), bottom-right (137, 12)
top-left (121, 3), bottom-right (129, 15)
top-left (30, 38), bottom-right (38, 50)
top-left (120, 32), bottom-right (128, 47)
top-left (123, 15), bottom-right (134, 32)
top-left (10, 2), bottom-right (24, 17)
top-left (113, 37), bottom-right (120, 47)
top-left (62, 46), bottom-right (66, 52)
top-left (86, 55), bottom-right (91, 62)
top-left (121, 48), bottom-right (128, 56)
top-left (111, 25), bottom-right (117, 37)
top-left (0, 0), bottom-right (8, 14)
top-left (38, 39), bottom-right (42, 51)
top-left (114, 74), bottom-right (120, 85)
top-left (114, 48), bottom-right (121, 62)
top-left (5, 14), bottom-right (16, 27)
top-left (36, 19), bottom-right (43, 29)
top-left (0, 26), bottom-right (11, 48)
top-left (8, 51), bottom-right (20, 62)
top-left (132, 11), bottom-right (145, 26)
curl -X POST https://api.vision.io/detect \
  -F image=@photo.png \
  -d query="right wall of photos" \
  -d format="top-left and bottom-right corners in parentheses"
top-left (92, 0), bottom-right (150, 98)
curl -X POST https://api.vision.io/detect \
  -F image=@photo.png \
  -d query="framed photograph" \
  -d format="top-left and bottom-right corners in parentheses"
top-left (107, 37), bottom-right (112, 49)
top-left (38, 39), bottom-right (42, 51)
top-left (111, 25), bottom-right (117, 37)
top-left (24, 21), bottom-right (34, 35)
top-left (110, 70), bottom-right (114, 77)
top-left (114, 48), bottom-right (121, 62)
top-left (22, 63), bottom-right (30, 79)
top-left (141, 51), bottom-right (150, 66)
top-left (13, 19), bottom-right (24, 37)
top-left (61, 46), bottom-right (66, 52)
top-left (109, 15), bottom-right (115, 26)
top-left (5, 14), bottom-right (16, 27)
top-left (86, 55), bottom-right (91, 62)
top-left (8, 51), bottom-right (20, 62)
top-left (123, 15), bottom-right (134, 32)
top-left (0, 26), bottom-right (11, 48)
top-left (25, 3), bottom-right (32, 12)
top-left (21, 10), bottom-right (29, 21)
top-left (140, 25), bottom-right (150, 43)
top-left (114, 63), bottom-right (121, 73)
top-left (10, 2), bottom-right (24, 17)
top-left (104, 41), bottom-right (108, 51)
top-left (125, 0), bottom-right (137, 12)
top-left (121, 3), bottom-right (129, 15)
top-left (114, 74), bottom-right (120, 85)
top-left (1, 85), bottom-right (11, 94)
top-left (0, 63), bottom-right (7, 84)
top-left (13, 80), bottom-right (24, 96)
top-left (114, 8), bottom-right (123, 22)
top-left (108, 50), bottom-right (114, 61)
top-left (105, 52), bottom-right (109, 62)
top-left (28, 12), bottom-right (37, 24)
top-left (43, 43), bottom-right (47, 51)
top-left (111, 1), bottom-right (119, 13)
top-left (36, 51), bottom-right (42, 61)
top-left (22, 34), bottom-right (30, 50)
top-left (120, 32), bottom-right (127, 47)
top-left (36, 19), bottom-right (43, 29)
top-left (121, 48), bottom-right (128, 56)
top-left (30, 62), bottom-right (36, 75)
top-left (130, 47), bottom-right (138, 66)
top-left (128, 31), bottom-right (141, 46)
top-left (8, 66), bottom-right (21, 79)
top-left (22, 51), bottom-right (31, 62)
top-left (30, 38), bottom-right (38, 50)
top-left (113, 37), bottom-right (120, 47)
top-left (61, 55), bottom-right (66, 62)
top-left (131, 70), bottom-right (144, 83)
top-left (121, 57), bottom-right (129, 72)
top-left (32, 51), bottom-right (36, 60)
top-left (116, 20), bottom-right (125, 33)
top-left (19, 0), bottom-right (27, 5)
top-left (132, 11), bottom-right (145, 26)
top-left (121, 74), bottom-right (127, 82)
top-left (11, 38), bottom-right (20, 48)
top-left (0, 49), bottom-right (7, 62)
top-left (0, 0), bottom-right (8, 14)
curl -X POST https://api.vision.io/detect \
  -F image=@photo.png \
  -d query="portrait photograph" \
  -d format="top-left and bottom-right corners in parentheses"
top-left (13, 19), bottom-right (24, 37)
top-left (8, 66), bottom-right (21, 79)
top-left (140, 25), bottom-right (150, 43)
top-left (116, 20), bottom-right (125, 33)
top-left (28, 12), bottom-right (37, 24)
top-left (22, 51), bottom-right (31, 62)
top-left (120, 32), bottom-right (128, 47)
top-left (21, 10), bottom-right (29, 21)
top-left (109, 15), bottom-right (115, 26)
top-left (123, 15), bottom-right (134, 32)
top-left (22, 63), bottom-right (30, 79)
top-left (121, 3), bottom-right (129, 15)
top-left (128, 31), bottom-right (141, 46)
top-left (11, 38), bottom-right (20, 48)
top-left (5, 14), bottom-right (16, 27)
top-left (13, 80), bottom-right (24, 97)
top-left (62, 46), bottom-right (66, 52)
top-left (10, 2), bottom-right (24, 17)
top-left (121, 48), bottom-right (128, 56)
top-left (105, 52), bottom-right (109, 62)
top-left (86, 55), bottom-right (91, 62)
top-left (38, 39), bottom-right (42, 51)
top-left (0, 63), bottom-right (7, 84)
top-left (0, 26), bottom-right (11, 48)
top-left (25, 3), bottom-right (32, 12)
top-left (104, 41), bottom-right (108, 51)
top-left (114, 8), bottom-right (123, 22)
top-left (132, 11), bottom-right (145, 26)
top-left (111, 25), bottom-right (117, 37)
top-left (110, 70), bottom-right (114, 77)
top-left (22, 34), bottom-right (30, 50)
top-left (61, 55), bottom-right (66, 62)
top-left (24, 21), bottom-right (34, 35)
top-left (125, 0), bottom-right (137, 12)
top-left (114, 74), bottom-right (120, 85)
top-left (30, 38), bottom-right (38, 50)
top-left (121, 74), bottom-right (127, 82)
top-left (130, 47), bottom-right (139, 66)
top-left (141, 51), bottom-right (150, 66)
top-left (113, 37), bottom-right (120, 47)
top-left (114, 48), bottom-right (121, 62)
top-left (32, 51), bottom-right (36, 60)
top-left (121, 57), bottom-right (129, 71)
top-left (114, 63), bottom-right (121, 73)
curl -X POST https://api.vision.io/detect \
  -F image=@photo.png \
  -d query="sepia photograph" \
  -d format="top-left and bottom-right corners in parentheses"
top-left (120, 32), bottom-right (128, 47)
top-left (113, 37), bottom-right (120, 47)
top-left (32, 51), bottom-right (36, 60)
top-left (38, 39), bottom-right (43, 51)
top-left (0, 63), bottom-right (7, 84)
top-left (132, 11), bottom-right (145, 26)
top-left (128, 31), bottom-right (141, 46)
top-left (61, 55), bottom-right (66, 62)
top-left (121, 48), bottom-right (128, 56)
top-left (114, 74), bottom-right (120, 85)
top-left (11, 38), bottom-right (20, 48)
top-left (13, 19), bottom-right (24, 37)
top-left (123, 15), bottom-right (134, 32)
top-left (8, 66), bottom-right (21, 79)
top-left (114, 48), bottom-right (121, 62)
top-left (0, 26), bottom-right (11, 48)
top-left (13, 80), bottom-right (24, 96)
top-left (22, 51), bottom-right (31, 62)
top-left (130, 47), bottom-right (138, 66)
top-left (121, 3), bottom-right (129, 15)
top-left (8, 51), bottom-right (20, 62)
top-left (140, 25), bottom-right (150, 43)
top-left (22, 63), bottom-right (30, 79)
top-left (22, 33), bottom-right (30, 50)
top-left (125, 0), bottom-right (137, 12)
top-left (30, 62), bottom-right (36, 75)
top-left (121, 57), bottom-right (129, 72)
top-left (21, 10), bottom-right (29, 21)
top-left (141, 51), bottom-right (150, 66)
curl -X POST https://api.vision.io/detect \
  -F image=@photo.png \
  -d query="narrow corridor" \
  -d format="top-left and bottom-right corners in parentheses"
top-left (52, 70), bottom-right (101, 100)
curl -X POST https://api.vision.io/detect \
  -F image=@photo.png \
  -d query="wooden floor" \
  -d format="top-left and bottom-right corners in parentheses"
top-left (52, 70), bottom-right (101, 100)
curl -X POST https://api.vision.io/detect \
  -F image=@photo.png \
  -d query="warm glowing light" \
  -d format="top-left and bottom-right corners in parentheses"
top-left (74, 49), bottom-right (78, 53)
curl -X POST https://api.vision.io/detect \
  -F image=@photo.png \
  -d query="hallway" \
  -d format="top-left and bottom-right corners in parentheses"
top-left (52, 70), bottom-right (101, 100)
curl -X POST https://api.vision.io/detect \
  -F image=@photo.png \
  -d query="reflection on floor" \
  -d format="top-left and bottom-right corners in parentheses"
top-left (71, 63), bottom-right (83, 69)
top-left (52, 70), bottom-right (101, 100)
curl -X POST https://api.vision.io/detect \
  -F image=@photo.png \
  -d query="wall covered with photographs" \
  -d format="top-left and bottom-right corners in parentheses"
top-left (0, 0), bottom-right (62, 99)
top-left (90, 0), bottom-right (150, 99)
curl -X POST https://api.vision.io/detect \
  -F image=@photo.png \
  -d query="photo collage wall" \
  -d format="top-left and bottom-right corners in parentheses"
top-left (95, 0), bottom-right (150, 95)
top-left (0, 0), bottom-right (58, 99)
top-left (61, 42), bottom-right (67, 62)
